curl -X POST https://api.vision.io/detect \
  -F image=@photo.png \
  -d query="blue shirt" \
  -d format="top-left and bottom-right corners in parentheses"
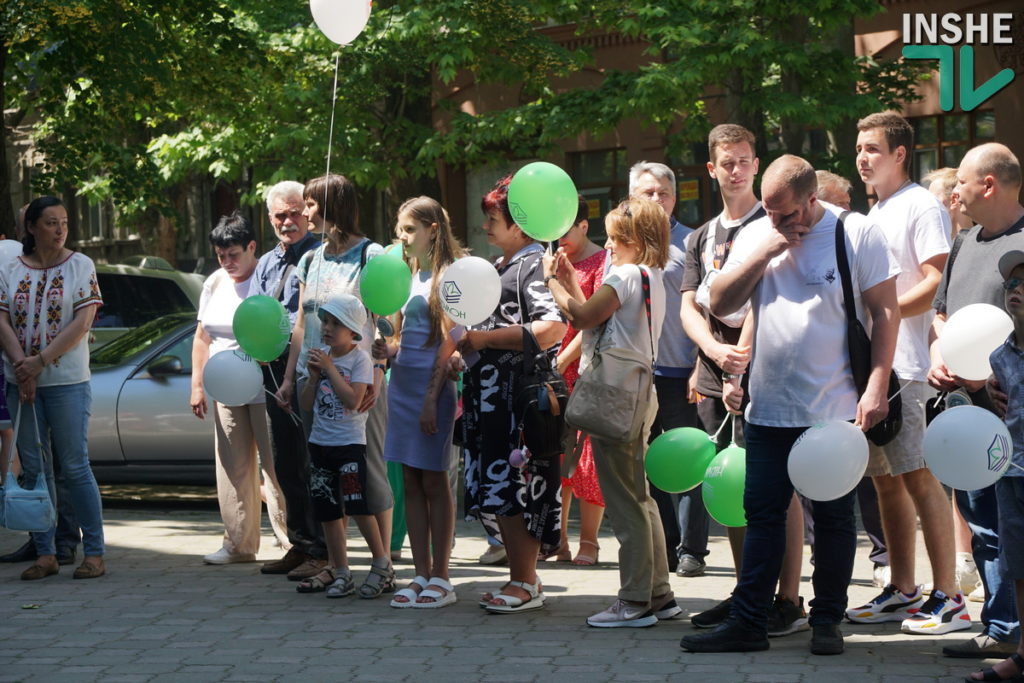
top-left (654, 217), bottom-right (697, 377)
top-left (990, 333), bottom-right (1024, 477)
top-left (249, 232), bottom-right (321, 326)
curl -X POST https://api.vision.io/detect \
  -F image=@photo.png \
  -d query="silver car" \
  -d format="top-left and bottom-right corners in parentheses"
top-left (89, 312), bottom-right (215, 484)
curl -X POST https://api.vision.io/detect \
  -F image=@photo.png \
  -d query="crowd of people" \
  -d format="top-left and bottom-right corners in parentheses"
top-left (2, 111), bottom-right (1023, 681)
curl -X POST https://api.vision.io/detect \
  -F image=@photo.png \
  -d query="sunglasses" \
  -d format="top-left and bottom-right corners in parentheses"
top-left (1003, 277), bottom-right (1024, 292)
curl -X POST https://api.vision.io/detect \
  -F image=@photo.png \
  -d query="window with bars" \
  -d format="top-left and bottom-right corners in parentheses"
top-left (910, 111), bottom-right (996, 182)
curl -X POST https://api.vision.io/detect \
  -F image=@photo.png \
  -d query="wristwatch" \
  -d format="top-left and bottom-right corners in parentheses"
top-left (543, 274), bottom-right (556, 286)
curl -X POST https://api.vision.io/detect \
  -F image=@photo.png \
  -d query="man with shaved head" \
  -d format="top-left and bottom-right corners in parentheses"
top-left (681, 155), bottom-right (900, 656)
top-left (928, 142), bottom-right (1023, 661)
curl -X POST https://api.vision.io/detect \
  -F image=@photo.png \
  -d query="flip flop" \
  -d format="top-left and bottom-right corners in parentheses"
top-left (413, 577), bottom-right (458, 609)
top-left (390, 575), bottom-right (429, 608)
top-left (484, 580), bottom-right (544, 614)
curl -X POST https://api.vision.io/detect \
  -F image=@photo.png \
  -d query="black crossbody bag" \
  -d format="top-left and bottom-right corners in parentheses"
top-left (835, 213), bottom-right (902, 446)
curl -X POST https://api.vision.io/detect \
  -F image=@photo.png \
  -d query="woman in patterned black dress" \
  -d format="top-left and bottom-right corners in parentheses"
top-left (456, 176), bottom-right (566, 613)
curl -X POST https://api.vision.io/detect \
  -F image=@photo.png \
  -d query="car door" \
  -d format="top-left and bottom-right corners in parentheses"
top-left (115, 328), bottom-right (214, 465)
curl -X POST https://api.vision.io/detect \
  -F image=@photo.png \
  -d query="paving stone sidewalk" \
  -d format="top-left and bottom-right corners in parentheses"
top-left (0, 505), bottom-right (994, 682)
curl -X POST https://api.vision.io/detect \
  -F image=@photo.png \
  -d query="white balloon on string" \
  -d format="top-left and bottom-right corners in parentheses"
top-left (309, 0), bottom-right (372, 45)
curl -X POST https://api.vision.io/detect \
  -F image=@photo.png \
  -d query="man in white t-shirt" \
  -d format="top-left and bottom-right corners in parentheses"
top-left (843, 112), bottom-right (967, 635)
top-left (680, 155), bottom-right (900, 656)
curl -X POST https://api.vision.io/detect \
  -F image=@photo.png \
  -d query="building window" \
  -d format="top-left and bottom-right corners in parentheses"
top-left (74, 196), bottom-right (113, 241)
top-left (569, 148), bottom-right (628, 240)
top-left (910, 111), bottom-right (996, 182)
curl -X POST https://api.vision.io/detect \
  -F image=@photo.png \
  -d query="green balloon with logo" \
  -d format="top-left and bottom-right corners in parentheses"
top-left (233, 295), bottom-right (291, 362)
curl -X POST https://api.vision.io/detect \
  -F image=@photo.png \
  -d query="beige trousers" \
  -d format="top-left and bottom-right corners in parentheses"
top-left (213, 402), bottom-right (289, 554)
top-left (589, 402), bottom-right (671, 604)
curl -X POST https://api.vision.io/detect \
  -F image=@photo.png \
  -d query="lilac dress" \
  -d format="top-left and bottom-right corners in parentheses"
top-left (382, 271), bottom-right (456, 471)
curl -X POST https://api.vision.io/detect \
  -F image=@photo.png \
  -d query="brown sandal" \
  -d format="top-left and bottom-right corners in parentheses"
top-left (73, 558), bottom-right (105, 580)
top-left (296, 567), bottom-right (335, 593)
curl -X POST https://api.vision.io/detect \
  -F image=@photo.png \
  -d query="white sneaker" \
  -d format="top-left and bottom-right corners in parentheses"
top-left (586, 599), bottom-right (657, 628)
top-left (872, 564), bottom-right (891, 589)
top-left (968, 582), bottom-right (985, 603)
top-left (956, 553), bottom-right (981, 595)
top-left (478, 545), bottom-right (507, 566)
top-left (203, 547), bottom-right (257, 565)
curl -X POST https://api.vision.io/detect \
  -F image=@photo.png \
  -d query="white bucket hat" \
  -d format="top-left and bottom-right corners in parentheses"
top-left (317, 292), bottom-right (367, 341)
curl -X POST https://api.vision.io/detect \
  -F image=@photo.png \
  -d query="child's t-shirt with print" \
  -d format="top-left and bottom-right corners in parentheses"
top-left (308, 346), bottom-right (373, 447)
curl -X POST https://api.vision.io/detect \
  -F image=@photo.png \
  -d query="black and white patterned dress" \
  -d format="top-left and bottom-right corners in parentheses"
top-left (462, 244), bottom-right (565, 551)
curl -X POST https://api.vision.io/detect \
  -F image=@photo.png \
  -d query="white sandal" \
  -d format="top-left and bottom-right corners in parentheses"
top-left (413, 577), bottom-right (457, 609)
top-left (389, 575), bottom-right (428, 609)
top-left (484, 580), bottom-right (544, 614)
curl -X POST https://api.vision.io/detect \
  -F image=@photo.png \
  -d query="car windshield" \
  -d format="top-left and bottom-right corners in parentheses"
top-left (91, 314), bottom-right (194, 366)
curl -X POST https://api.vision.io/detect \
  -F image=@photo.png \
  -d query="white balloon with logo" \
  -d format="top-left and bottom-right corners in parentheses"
top-left (788, 420), bottom-right (869, 501)
top-left (203, 350), bottom-right (263, 407)
top-left (940, 303), bottom-right (1013, 381)
top-left (439, 256), bottom-right (502, 326)
top-left (924, 405), bottom-right (1012, 491)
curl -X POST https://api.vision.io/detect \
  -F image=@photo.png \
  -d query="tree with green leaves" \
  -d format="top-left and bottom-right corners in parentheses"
top-left (3, 0), bottom-right (921, 256)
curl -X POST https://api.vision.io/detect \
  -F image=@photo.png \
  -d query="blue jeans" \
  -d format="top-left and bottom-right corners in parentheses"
top-left (7, 382), bottom-right (104, 557)
top-left (732, 422), bottom-right (857, 631)
top-left (955, 486), bottom-right (1020, 641)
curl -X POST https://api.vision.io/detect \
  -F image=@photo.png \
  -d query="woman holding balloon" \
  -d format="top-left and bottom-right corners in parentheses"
top-left (543, 198), bottom-right (674, 628)
top-left (191, 212), bottom-right (289, 564)
top-left (376, 197), bottom-right (465, 607)
top-left (277, 174), bottom-right (396, 593)
top-left (458, 175), bottom-right (566, 614)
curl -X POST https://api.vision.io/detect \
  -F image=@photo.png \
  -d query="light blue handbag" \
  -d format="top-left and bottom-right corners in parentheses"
top-left (0, 401), bottom-right (56, 533)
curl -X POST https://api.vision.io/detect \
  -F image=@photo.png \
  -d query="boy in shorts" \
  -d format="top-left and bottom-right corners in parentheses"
top-left (971, 250), bottom-right (1024, 681)
top-left (299, 292), bottom-right (395, 599)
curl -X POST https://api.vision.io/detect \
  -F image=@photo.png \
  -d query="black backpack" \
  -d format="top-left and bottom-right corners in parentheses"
top-left (514, 326), bottom-right (569, 457)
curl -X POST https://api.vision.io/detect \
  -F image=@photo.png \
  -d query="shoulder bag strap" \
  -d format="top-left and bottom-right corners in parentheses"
top-left (833, 211), bottom-right (857, 325)
top-left (640, 267), bottom-right (654, 364)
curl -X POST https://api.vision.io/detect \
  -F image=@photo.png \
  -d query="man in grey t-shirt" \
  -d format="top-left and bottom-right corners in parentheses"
top-left (928, 142), bottom-right (1024, 660)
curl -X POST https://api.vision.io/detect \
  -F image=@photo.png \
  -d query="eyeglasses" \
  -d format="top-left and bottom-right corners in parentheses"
top-left (1003, 277), bottom-right (1024, 292)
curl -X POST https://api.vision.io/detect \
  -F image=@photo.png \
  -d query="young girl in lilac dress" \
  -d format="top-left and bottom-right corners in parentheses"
top-left (379, 197), bottom-right (466, 608)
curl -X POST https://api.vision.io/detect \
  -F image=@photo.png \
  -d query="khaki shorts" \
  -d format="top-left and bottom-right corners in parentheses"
top-left (866, 379), bottom-right (928, 477)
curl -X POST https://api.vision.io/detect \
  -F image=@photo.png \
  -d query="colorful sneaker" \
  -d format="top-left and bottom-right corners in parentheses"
top-left (766, 594), bottom-right (810, 637)
top-left (901, 590), bottom-right (972, 635)
top-left (845, 584), bottom-right (924, 623)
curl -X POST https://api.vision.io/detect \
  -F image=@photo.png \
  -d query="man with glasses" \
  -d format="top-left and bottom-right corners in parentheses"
top-left (250, 181), bottom-right (325, 580)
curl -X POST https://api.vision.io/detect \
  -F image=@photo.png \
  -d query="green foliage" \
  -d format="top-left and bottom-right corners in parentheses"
top-left (2, 0), bottom-right (923, 224)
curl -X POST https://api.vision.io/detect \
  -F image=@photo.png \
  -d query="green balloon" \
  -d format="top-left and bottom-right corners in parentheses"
top-left (703, 445), bottom-right (747, 527)
top-left (360, 253), bottom-right (412, 316)
top-left (507, 162), bottom-right (579, 242)
top-left (233, 295), bottom-right (290, 362)
top-left (645, 427), bottom-right (716, 493)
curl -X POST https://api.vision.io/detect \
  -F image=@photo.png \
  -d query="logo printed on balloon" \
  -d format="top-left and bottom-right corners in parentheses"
top-left (510, 202), bottom-right (528, 225)
top-left (988, 434), bottom-right (1009, 472)
top-left (442, 280), bottom-right (462, 305)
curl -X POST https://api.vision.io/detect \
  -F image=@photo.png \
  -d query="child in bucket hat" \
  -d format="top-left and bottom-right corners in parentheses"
top-left (299, 291), bottom-right (395, 599)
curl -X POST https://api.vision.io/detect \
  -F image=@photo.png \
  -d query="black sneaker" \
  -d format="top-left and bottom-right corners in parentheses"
top-left (810, 623), bottom-right (844, 655)
top-left (680, 619), bottom-right (769, 653)
top-left (766, 594), bottom-right (810, 637)
top-left (691, 597), bottom-right (733, 629)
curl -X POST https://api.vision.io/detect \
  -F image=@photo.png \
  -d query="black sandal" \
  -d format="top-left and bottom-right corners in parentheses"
top-left (966, 652), bottom-right (1024, 682)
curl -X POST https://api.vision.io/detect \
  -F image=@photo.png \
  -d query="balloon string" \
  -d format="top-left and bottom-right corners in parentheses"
top-left (312, 52), bottom-right (341, 324)
top-left (264, 389), bottom-right (301, 427)
top-left (711, 412), bottom-right (732, 445)
top-left (1012, 463), bottom-right (1024, 474)
top-left (888, 379), bottom-right (907, 403)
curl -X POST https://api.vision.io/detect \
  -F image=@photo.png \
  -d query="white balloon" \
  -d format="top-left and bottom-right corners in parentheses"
top-left (203, 350), bottom-right (263, 407)
top-left (940, 303), bottom-right (1013, 381)
top-left (924, 405), bottom-right (1011, 491)
top-left (439, 257), bottom-right (502, 326)
top-left (788, 420), bottom-right (869, 501)
top-left (309, 0), bottom-right (372, 45)
top-left (0, 239), bottom-right (22, 264)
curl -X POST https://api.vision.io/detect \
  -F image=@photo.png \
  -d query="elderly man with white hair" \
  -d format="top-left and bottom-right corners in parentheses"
top-left (249, 180), bottom-right (325, 578)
